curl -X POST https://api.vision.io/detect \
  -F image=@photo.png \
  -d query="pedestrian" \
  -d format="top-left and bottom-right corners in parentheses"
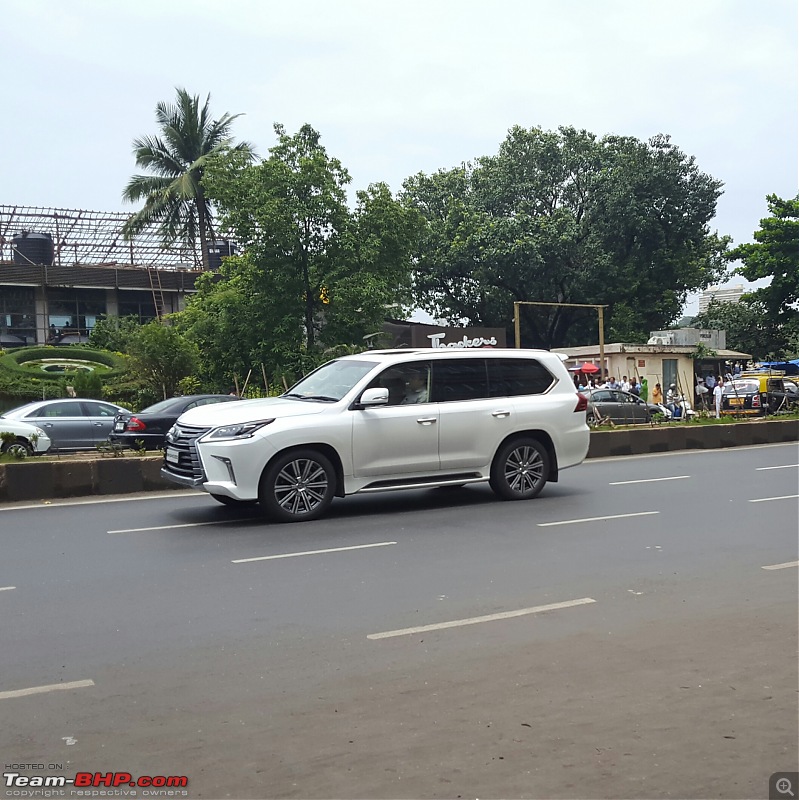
top-left (640, 376), bottom-right (649, 402)
top-left (713, 377), bottom-right (724, 418)
top-left (652, 382), bottom-right (664, 405)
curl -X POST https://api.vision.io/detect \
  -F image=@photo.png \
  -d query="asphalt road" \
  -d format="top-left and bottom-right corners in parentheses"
top-left (1, 443), bottom-right (798, 800)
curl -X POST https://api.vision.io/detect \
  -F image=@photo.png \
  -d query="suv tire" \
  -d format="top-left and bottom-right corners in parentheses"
top-left (489, 437), bottom-right (549, 501)
top-left (259, 449), bottom-right (336, 523)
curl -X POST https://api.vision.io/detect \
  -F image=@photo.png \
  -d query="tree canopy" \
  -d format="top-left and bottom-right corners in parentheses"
top-left (402, 126), bottom-right (729, 349)
top-left (177, 124), bottom-right (421, 388)
top-left (729, 194), bottom-right (799, 327)
top-left (122, 87), bottom-right (254, 269)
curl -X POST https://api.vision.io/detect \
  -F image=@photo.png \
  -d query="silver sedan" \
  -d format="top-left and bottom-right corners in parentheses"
top-left (2, 398), bottom-right (131, 450)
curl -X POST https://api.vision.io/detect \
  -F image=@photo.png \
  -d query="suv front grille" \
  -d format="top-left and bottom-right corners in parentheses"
top-left (164, 424), bottom-right (211, 482)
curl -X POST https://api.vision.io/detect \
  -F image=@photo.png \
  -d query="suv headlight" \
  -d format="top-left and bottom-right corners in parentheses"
top-left (206, 420), bottom-right (275, 441)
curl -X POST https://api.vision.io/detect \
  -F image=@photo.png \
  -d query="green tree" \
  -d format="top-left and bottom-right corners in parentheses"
top-left (729, 194), bottom-right (799, 327)
top-left (69, 370), bottom-right (104, 399)
top-left (128, 321), bottom-right (198, 400)
top-left (182, 124), bottom-right (419, 385)
top-left (403, 126), bottom-right (729, 348)
top-left (693, 298), bottom-right (794, 362)
top-left (89, 315), bottom-right (142, 352)
top-left (122, 88), bottom-right (254, 269)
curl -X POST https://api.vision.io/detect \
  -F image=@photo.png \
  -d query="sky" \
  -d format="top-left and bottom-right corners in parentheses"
top-left (2, 0), bottom-right (796, 316)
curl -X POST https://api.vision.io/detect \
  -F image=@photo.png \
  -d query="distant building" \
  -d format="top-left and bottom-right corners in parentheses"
top-left (0, 204), bottom-right (214, 346)
top-left (698, 284), bottom-right (747, 314)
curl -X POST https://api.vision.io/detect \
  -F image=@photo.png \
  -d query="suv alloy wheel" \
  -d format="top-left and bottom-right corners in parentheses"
top-left (259, 448), bottom-right (337, 522)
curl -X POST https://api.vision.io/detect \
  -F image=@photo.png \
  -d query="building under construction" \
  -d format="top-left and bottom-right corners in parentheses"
top-left (0, 204), bottom-right (233, 347)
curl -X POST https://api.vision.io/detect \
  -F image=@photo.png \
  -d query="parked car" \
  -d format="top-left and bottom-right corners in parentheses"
top-left (584, 388), bottom-right (663, 425)
top-left (2, 398), bottom-right (131, 450)
top-left (110, 394), bottom-right (241, 450)
top-left (721, 374), bottom-right (794, 416)
top-left (0, 416), bottom-right (52, 456)
top-left (161, 348), bottom-right (591, 522)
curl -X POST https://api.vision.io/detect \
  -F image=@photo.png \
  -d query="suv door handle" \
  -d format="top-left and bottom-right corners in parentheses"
top-left (491, 410), bottom-right (511, 418)
top-left (416, 417), bottom-right (437, 425)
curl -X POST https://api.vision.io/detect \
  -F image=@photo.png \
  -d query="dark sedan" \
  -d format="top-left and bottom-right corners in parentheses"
top-left (584, 388), bottom-right (662, 425)
top-left (109, 394), bottom-right (240, 450)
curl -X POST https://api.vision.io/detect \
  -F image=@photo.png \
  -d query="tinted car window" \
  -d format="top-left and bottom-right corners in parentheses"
top-left (431, 359), bottom-right (488, 402)
top-left (82, 402), bottom-right (118, 417)
top-left (591, 390), bottom-right (613, 403)
top-left (29, 401), bottom-right (83, 418)
top-left (488, 359), bottom-right (554, 397)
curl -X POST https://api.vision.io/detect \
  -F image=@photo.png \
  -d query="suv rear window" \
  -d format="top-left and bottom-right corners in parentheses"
top-left (431, 359), bottom-right (488, 402)
top-left (488, 358), bottom-right (554, 397)
top-left (428, 357), bottom-right (556, 402)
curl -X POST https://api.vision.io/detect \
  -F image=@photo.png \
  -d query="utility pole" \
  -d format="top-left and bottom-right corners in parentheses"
top-left (513, 301), bottom-right (608, 377)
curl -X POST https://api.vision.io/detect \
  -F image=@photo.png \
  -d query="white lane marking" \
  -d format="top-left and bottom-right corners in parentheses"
top-left (233, 541), bottom-right (397, 563)
top-left (756, 464), bottom-right (799, 471)
top-left (0, 586), bottom-right (16, 592)
top-left (0, 491), bottom-right (202, 512)
top-left (609, 476), bottom-right (689, 485)
top-left (368, 597), bottom-right (596, 640)
top-left (762, 561), bottom-right (799, 570)
top-left (748, 495), bottom-right (799, 504)
top-left (0, 679), bottom-right (95, 700)
top-left (537, 511), bottom-right (659, 527)
top-left (109, 519), bottom-right (250, 534)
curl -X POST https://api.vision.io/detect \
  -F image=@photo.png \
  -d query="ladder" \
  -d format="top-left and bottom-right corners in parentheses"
top-left (148, 267), bottom-right (166, 321)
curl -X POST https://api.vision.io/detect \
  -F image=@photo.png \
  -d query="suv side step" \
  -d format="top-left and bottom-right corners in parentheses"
top-left (359, 474), bottom-right (486, 493)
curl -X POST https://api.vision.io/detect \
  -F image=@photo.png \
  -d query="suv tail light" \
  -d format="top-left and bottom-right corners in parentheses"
top-left (574, 393), bottom-right (588, 412)
top-left (126, 416), bottom-right (147, 432)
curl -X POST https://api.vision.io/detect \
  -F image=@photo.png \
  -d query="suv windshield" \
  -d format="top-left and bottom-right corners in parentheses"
top-left (284, 359), bottom-right (378, 402)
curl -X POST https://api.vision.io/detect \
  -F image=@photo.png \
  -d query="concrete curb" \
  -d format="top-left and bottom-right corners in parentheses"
top-left (1, 419), bottom-right (797, 503)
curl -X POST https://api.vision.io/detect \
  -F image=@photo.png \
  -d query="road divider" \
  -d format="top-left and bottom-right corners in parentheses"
top-left (0, 419), bottom-right (796, 504)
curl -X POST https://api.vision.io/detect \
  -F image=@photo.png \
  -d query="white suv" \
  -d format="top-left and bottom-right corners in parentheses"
top-left (162, 349), bottom-right (590, 522)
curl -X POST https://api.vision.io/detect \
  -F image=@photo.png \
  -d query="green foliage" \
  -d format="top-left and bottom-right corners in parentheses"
top-left (69, 369), bottom-right (104, 399)
top-left (128, 321), bottom-right (199, 400)
top-left (179, 123), bottom-right (419, 388)
top-left (402, 126), bottom-right (729, 349)
top-left (729, 194), bottom-right (799, 328)
top-left (89, 316), bottom-right (142, 353)
top-left (122, 87), bottom-right (254, 269)
top-left (693, 298), bottom-right (791, 361)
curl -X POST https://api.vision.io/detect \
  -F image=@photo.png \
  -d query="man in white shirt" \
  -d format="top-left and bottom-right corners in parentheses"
top-left (713, 378), bottom-right (724, 418)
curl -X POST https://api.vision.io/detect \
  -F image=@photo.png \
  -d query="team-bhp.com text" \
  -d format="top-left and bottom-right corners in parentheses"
top-left (4, 772), bottom-right (188, 797)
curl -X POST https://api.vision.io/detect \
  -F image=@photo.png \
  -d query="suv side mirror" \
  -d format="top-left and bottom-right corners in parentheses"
top-left (358, 387), bottom-right (389, 407)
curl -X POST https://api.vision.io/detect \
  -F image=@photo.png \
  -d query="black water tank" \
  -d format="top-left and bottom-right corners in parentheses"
top-left (13, 232), bottom-right (54, 266)
top-left (206, 240), bottom-right (236, 270)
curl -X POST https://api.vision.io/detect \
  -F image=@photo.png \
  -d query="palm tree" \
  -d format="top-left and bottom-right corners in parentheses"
top-left (122, 87), bottom-right (253, 270)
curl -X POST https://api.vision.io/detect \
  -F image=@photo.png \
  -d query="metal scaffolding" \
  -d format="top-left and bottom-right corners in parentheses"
top-left (0, 204), bottom-right (206, 269)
